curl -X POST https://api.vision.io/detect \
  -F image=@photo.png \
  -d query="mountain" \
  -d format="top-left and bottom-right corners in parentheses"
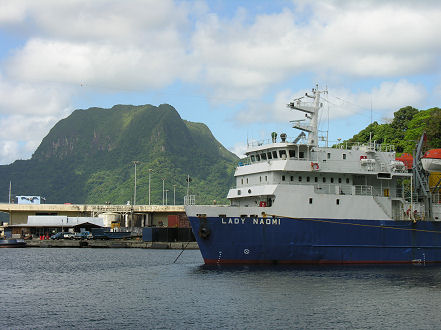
top-left (0, 104), bottom-right (239, 205)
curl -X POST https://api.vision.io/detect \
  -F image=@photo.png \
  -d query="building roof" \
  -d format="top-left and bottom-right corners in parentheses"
top-left (10, 216), bottom-right (104, 228)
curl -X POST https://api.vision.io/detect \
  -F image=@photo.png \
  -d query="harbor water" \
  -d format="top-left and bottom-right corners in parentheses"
top-left (2, 248), bottom-right (441, 329)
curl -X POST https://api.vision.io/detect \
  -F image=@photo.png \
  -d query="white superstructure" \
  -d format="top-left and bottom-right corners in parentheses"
top-left (186, 86), bottom-right (441, 222)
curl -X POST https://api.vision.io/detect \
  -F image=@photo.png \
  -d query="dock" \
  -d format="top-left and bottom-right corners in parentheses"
top-left (25, 239), bottom-right (199, 249)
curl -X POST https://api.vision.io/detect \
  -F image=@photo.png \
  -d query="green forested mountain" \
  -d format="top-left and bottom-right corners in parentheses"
top-left (343, 106), bottom-right (441, 154)
top-left (0, 104), bottom-right (239, 204)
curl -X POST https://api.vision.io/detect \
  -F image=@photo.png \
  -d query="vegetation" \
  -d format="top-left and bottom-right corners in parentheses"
top-left (0, 104), bottom-right (239, 205)
top-left (343, 106), bottom-right (441, 154)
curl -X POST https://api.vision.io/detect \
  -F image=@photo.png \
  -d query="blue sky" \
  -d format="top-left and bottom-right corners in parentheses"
top-left (0, 0), bottom-right (440, 164)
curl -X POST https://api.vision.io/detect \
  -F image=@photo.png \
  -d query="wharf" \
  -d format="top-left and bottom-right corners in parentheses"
top-left (26, 239), bottom-right (199, 249)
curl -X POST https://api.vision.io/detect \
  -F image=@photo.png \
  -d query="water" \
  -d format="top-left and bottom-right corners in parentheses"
top-left (2, 248), bottom-right (441, 329)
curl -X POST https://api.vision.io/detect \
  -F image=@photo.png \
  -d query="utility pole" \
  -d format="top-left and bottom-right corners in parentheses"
top-left (148, 169), bottom-right (152, 205)
top-left (132, 161), bottom-right (139, 205)
top-left (173, 184), bottom-right (176, 205)
top-left (162, 178), bottom-right (165, 205)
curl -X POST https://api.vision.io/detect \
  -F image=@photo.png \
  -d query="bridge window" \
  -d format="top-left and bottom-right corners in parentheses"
top-left (256, 154), bottom-right (261, 161)
top-left (331, 178), bottom-right (334, 183)
top-left (343, 154), bottom-right (347, 160)
top-left (327, 153), bottom-right (331, 159)
top-left (346, 178), bottom-right (350, 184)
top-left (298, 176), bottom-right (302, 182)
top-left (251, 155), bottom-right (255, 162)
top-left (315, 177), bottom-right (318, 183)
top-left (307, 176), bottom-right (310, 182)
top-left (261, 153), bottom-right (267, 160)
top-left (289, 150), bottom-right (296, 158)
top-left (309, 198), bottom-right (313, 204)
top-left (299, 152), bottom-right (304, 158)
top-left (282, 175), bottom-right (285, 181)
top-left (323, 177), bottom-right (326, 183)
top-left (290, 176), bottom-right (294, 181)
top-left (267, 152), bottom-right (272, 159)
top-left (336, 199), bottom-right (340, 205)
top-left (338, 178), bottom-right (342, 183)
top-left (279, 150), bottom-right (287, 159)
top-left (272, 151), bottom-right (278, 159)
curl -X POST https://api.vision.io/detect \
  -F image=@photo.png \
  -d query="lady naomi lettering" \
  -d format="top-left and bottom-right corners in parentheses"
top-left (221, 218), bottom-right (281, 225)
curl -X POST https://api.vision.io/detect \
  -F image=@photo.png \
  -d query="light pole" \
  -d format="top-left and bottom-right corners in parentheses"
top-left (162, 178), bottom-right (165, 205)
top-left (173, 184), bottom-right (176, 205)
top-left (165, 190), bottom-right (169, 205)
top-left (133, 161), bottom-right (139, 205)
top-left (148, 169), bottom-right (152, 205)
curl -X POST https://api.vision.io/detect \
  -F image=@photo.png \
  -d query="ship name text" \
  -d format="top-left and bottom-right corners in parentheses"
top-left (221, 218), bottom-right (281, 225)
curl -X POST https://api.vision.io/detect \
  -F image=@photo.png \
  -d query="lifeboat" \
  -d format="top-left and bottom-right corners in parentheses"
top-left (422, 149), bottom-right (441, 172)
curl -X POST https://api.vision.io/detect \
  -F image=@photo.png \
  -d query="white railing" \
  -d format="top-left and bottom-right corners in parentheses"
top-left (184, 195), bottom-right (195, 205)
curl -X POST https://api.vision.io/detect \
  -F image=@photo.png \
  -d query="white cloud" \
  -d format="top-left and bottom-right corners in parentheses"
top-left (230, 141), bottom-right (247, 159)
top-left (235, 80), bottom-right (427, 124)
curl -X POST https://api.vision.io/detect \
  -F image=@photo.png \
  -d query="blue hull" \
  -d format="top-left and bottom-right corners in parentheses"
top-left (188, 216), bottom-right (441, 264)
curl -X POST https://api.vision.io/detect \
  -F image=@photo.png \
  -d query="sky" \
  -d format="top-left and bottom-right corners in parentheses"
top-left (0, 0), bottom-right (441, 165)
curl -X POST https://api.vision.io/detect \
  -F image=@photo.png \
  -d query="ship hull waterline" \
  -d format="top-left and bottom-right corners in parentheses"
top-left (189, 216), bottom-right (441, 265)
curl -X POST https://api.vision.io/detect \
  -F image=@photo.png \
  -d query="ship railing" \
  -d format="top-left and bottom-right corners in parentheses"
top-left (314, 184), bottom-right (405, 198)
top-left (184, 195), bottom-right (196, 205)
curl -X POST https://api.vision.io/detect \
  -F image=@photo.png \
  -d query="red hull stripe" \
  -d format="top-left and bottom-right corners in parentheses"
top-left (204, 259), bottom-right (441, 265)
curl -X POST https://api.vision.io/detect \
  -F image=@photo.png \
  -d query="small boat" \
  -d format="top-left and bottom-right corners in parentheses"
top-left (0, 238), bottom-right (27, 248)
top-left (422, 149), bottom-right (441, 172)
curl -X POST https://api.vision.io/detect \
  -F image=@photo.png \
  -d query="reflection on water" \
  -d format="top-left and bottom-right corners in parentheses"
top-left (2, 248), bottom-right (441, 329)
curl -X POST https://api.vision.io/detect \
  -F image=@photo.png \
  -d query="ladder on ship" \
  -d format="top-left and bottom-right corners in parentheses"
top-left (413, 133), bottom-right (432, 220)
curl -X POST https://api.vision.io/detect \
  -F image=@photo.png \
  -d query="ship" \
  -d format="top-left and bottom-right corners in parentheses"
top-left (185, 85), bottom-right (441, 264)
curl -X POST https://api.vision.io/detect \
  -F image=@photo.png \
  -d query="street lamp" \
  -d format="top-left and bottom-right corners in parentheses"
top-left (133, 161), bottom-right (140, 205)
top-left (165, 190), bottom-right (169, 205)
top-left (173, 184), bottom-right (176, 205)
top-left (148, 169), bottom-right (152, 205)
top-left (162, 178), bottom-right (165, 205)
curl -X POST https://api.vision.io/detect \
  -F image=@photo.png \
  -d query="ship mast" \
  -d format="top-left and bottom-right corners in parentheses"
top-left (287, 85), bottom-right (325, 147)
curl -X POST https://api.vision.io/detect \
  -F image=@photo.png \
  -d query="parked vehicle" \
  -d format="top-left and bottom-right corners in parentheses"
top-left (74, 231), bottom-right (91, 240)
top-left (50, 232), bottom-right (74, 240)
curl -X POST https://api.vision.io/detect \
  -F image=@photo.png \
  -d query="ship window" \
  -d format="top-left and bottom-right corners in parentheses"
top-left (307, 176), bottom-right (310, 182)
top-left (256, 154), bottom-right (261, 161)
top-left (309, 198), bottom-right (313, 204)
top-left (315, 177), bottom-right (318, 183)
top-left (299, 151), bottom-right (304, 158)
top-left (323, 177), bottom-right (326, 183)
top-left (251, 155), bottom-right (255, 162)
top-left (336, 199), bottom-right (340, 205)
top-left (290, 176), bottom-right (294, 181)
top-left (282, 175), bottom-right (285, 181)
top-left (289, 150), bottom-right (296, 158)
top-left (265, 176), bottom-right (268, 182)
top-left (338, 178), bottom-right (342, 183)
top-left (346, 178), bottom-right (350, 184)
top-left (331, 178), bottom-right (334, 183)
top-left (219, 214), bottom-right (226, 218)
top-left (279, 150), bottom-right (287, 158)
top-left (261, 153), bottom-right (267, 160)
top-left (241, 178), bottom-right (243, 184)
top-left (246, 178), bottom-right (249, 184)
top-left (260, 176), bottom-right (262, 182)
top-left (267, 152), bottom-right (272, 159)
top-left (299, 176), bottom-right (302, 182)
top-left (272, 151), bottom-right (278, 159)
top-left (237, 189), bottom-right (241, 195)
top-left (327, 153), bottom-right (331, 159)
top-left (343, 154), bottom-right (347, 160)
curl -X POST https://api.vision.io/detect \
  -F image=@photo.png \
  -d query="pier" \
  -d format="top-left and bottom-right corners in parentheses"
top-left (0, 203), bottom-right (185, 227)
